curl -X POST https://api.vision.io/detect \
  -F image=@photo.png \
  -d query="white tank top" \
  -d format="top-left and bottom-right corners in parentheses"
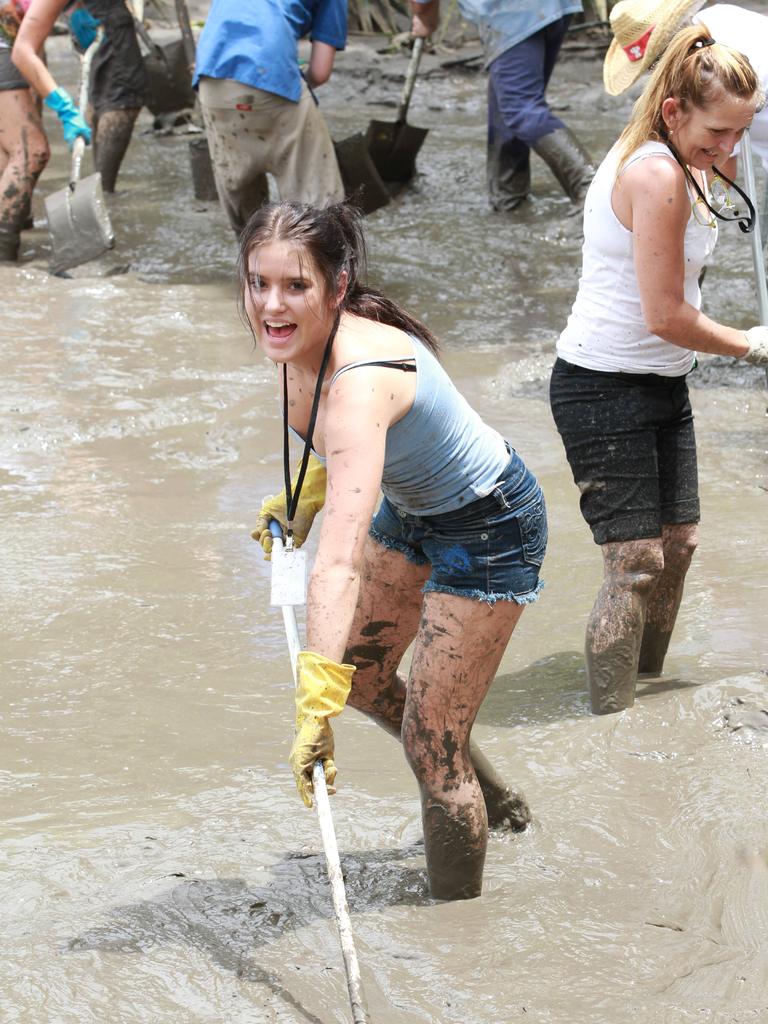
top-left (557, 140), bottom-right (717, 376)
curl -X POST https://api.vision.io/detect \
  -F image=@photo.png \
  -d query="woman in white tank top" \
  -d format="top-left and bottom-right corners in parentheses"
top-left (550, 23), bottom-right (766, 717)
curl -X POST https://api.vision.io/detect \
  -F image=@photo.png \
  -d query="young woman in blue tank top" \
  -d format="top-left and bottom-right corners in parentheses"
top-left (243, 201), bottom-right (547, 901)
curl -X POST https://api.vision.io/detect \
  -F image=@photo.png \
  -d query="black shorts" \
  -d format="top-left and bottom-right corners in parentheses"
top-left (549, 357), bottom-right (700, 545)
top-left (87, 8), bottom-right (147, 115)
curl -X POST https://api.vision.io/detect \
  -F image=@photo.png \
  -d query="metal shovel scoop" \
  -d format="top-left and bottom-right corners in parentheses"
top-left (45, 32), bottom-right (114, 275)
top-left (333, 132), bottom-right (391, 215)
top-left (366, 37), bottom-right (428, 184)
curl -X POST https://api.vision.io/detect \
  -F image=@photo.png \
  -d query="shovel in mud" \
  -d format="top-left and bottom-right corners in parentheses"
top-left (366, 36), bottom-right (428, 184)
top-left (333, 132), bottom-right (391, 215)
top-left (45, 31), bottom-right (114, 275)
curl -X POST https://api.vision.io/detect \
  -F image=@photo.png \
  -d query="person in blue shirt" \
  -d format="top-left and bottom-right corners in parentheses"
top-left (412, 0), bottom-right (595, 212)
top-left (193, 0), bottom-right (346, 233)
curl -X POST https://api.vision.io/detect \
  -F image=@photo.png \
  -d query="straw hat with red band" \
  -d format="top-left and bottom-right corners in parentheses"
top-left (603, 0), bottom-right (708, 96)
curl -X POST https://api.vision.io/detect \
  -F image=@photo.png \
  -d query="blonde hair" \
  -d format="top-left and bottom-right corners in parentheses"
top-left (617, 22), bottom-right (761, 166)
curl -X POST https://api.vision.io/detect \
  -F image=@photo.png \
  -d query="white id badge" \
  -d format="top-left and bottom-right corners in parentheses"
top-left (270, 544), bottom-right (307, 606)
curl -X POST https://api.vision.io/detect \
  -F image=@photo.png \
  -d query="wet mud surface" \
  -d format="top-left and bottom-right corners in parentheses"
top-left (2, 15), bottom-right (768, 1024)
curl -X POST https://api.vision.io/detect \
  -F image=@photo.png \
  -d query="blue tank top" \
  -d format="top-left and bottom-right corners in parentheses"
top-left (292, 335), bottom-right (509, 515)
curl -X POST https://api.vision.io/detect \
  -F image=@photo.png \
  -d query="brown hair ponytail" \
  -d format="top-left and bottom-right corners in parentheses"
top-left (237, 201), bottom-right (440, 355)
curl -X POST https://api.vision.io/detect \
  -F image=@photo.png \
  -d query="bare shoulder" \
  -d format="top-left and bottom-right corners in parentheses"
top-left (327, 316), bottom-right (416, 424)
top-left (619, 152), bottom-right (685, 200)
top-left (614, 152), bottom-right (688, 233)
top-left (332, 314), bottom-right (416, 368)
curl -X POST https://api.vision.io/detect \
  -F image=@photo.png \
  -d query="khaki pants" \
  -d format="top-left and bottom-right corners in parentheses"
top-left (198, 76), bottom-right (344, 232)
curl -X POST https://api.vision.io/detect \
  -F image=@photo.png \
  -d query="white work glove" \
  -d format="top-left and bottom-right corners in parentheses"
top-left (743, 326), bottom-right (768, 367)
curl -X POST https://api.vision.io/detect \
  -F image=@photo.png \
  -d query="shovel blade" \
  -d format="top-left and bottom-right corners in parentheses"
top-left (367, 120), bottom-right (429, 184)
top-left (366, 119), bottom-right (398, 174)
top-left (381, 124), bottom-right (429, 183)
top-left (333, 132), bottom-right (391, 215)
top-left (45, 172), bottom-right (115, 274)
top-left (143, 37), bottom-right (196, 114)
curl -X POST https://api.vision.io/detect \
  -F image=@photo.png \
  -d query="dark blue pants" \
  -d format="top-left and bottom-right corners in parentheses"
top-left (487, 15), bottom-right (570, 199)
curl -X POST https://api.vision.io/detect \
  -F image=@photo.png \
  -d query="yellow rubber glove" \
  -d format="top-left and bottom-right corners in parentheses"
top-left (290, 651), bottom-right (356, 808)
top-left (252, 455), bottom-right (327, 560)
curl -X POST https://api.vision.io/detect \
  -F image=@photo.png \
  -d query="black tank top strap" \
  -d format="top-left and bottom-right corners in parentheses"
top-left (329, 357), bottom-right (416, 387)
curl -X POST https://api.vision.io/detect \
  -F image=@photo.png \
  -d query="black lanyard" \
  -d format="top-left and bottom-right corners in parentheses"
top-left (667, 141), bottom-right (756, 234)
top-left (281, 312), bottom-right (339, 541)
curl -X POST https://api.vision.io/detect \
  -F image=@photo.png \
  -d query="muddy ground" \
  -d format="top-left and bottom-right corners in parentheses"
top-left (2, 8), bottom-right (768, 1023)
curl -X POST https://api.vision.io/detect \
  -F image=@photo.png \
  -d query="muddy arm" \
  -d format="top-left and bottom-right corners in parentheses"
top-left (305, 372), bottom-right (391, 662)
top-left (12, 0), bottom-right (69, 97)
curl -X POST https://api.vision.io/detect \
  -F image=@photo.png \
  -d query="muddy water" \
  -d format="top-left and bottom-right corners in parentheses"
top-left (2, 26), bottom-right (768, 1024)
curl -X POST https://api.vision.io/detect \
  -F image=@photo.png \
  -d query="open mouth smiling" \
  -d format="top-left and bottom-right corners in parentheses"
top-left (265, 320), bottom-right (297, 339)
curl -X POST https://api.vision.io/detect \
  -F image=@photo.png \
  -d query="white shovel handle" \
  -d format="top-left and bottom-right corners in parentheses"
top-left (268, 521), bottom-right (370, 1023)
top-left (70, 28), bottom-right (104, 185)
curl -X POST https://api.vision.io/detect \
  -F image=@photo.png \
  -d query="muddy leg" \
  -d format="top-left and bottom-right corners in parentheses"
top-left (467, 742), bottom-right (531, 831)
top-left (352, 661), bottom-right (530, 831)
top-left (403, 592), bottom-right (524, 900)
top-left (93, 108), bottom-right (139, 192)
top-left (0, 89), bottom-right (49, 260)
top-left (638, 523), bottom-right (698, 675)
top-left (345, 537), bottom-right (531, 832)
top-left (586, 538), bottom-right (664, 715)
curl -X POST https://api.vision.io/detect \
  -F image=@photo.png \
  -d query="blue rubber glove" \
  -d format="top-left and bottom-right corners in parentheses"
top-left (69, 7), bottom-right (100, 50)
top-left (44, 87), bottom-right (92, 148)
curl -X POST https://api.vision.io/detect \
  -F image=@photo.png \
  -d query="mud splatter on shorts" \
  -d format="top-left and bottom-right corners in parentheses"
top-left (549, 357), bottom-right (700, 544)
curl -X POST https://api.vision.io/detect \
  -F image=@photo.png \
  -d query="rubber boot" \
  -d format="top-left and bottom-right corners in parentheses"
top-left (487, 139), bottom-right (531, 212)
top-left (532, 126), bottom-right (595, 204)
top-left (93, 108), bottom-right (140, 193)
top-left (0, 223), bottom-right (21, 261)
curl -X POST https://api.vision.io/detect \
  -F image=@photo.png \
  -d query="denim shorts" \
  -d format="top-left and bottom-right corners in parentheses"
top-left (369, 449), bottom-right (547, 605)
top-left (549, 358), bottom-right (700, 545)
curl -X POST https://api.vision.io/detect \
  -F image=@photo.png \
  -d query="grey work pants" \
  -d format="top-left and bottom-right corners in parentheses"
top-left (198, 76), bottom-right (344, 232)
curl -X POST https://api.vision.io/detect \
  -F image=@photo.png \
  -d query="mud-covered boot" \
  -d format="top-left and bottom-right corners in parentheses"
top-left (94, 108), bottom-right (140, 192)
top-left (0, 224), bottom-right (21, 261)
top-left (18, 194), bottom-right (34, 231)
top-left (533, 126), bottom-right (595, 204)
top-left (487, 140), bottom-right (531, 212)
